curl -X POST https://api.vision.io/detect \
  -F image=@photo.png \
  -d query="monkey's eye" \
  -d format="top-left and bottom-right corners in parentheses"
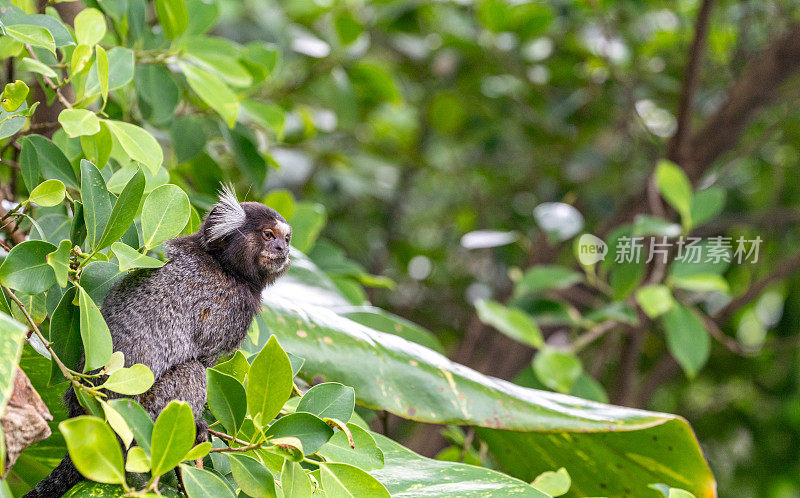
top-left (262, 230), bottom-right (275, 240)
top-left (285, 234), bottom-right (291, 242)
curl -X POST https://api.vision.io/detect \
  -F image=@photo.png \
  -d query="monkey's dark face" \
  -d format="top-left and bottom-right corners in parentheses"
top-left (254, 215), bottom-right (292, 274)
top-left (202, 192), bottom-right (292, 289)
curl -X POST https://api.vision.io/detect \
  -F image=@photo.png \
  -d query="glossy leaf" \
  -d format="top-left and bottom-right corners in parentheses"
top-left (104, 120), bottom-right (163, 173)
top-left (206, 368), bottom-right (246, 436)
top-left (108, 398), bottom-right (154, 455)
top-left (282, 460), bottom-right (313, 497)
top-left (96, 169), bottom-right (145, 250)
top-left (246, 335), bottom-right (293, 427)
top-left (74, 8), bottom-right (106, 46)
top-left (150, 401), bottom-right (196, 477)
top-left (59, 109), bottom-right (100, 138)
top-left (5, 25), bottom-right (55, 54)
top-left (317, 423), bottom-right (384, 471)
top-left (78, 261), bottom-right (123, 304)
top-left (0, 240), bottom-right (57, 294)
top-left (29, 179), bottom-right (66, 207)
top-left (179, 464), bottom-right (236, 498)
top-left (80, 159), bottom-right (112, 249)
top-left (635, 285), bottom-right (675, 318)
top-left (264, 412), bottom-right (334, 455)
top-left (371, 433), bottom-right (545, 497)
top-left (262, 286), bottom-right (714, 496)
top-left (155, 0), bottom-right (189, 39)
top-left (59, 416), bottom-right (126, 485)
top-left (19, 135), bottom-right (78, 190)
top-left (227, 453), bottom-right (277, 498)
top-left (110, 242), bottom-right (163, 272)
top-left (320, 462), bottom-right (390, 498)
top-left (655, 160), bottom-right (693, 228)
top-left (140, 184), bottom-right (190, 249)
top-left (296, 382), bottom-right (355, 422)
top-left (515, 265), bottom-right (583, 297)
top-left (178, 61), bottom-right (239, 128)
top-left (100, 364), bottom-right (154, 395)
top-left (78, 286), bottom-right (112, 371)
top-left (0, 312), bottom-right (28, 414)
top-left (46, 239), bottom-right (71, 287)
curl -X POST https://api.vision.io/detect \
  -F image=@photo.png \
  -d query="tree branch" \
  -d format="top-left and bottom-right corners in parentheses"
top-left (669, 0), bottom-right (716, 163)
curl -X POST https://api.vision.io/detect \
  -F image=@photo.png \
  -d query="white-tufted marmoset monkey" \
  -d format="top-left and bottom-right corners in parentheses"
top-left (25, 185), bottom-right (292, 497)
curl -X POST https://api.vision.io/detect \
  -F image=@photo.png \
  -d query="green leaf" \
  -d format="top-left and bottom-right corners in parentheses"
top-left (70, 43), bottom-right (92, 76)
top-left (317, 423), bottom-right (384, 471)
top-left (96, 169), bottom-right (146, 250)
top-left (372, 432), bottom-right (546, 497)
top-left (260, 275), bottom-right (714, 496)
top-left (78, 261), bottom-right (123, 304)
top-left (84, 47), bottom-right (134, 98)
top-left (80, 159), bottom-right (112, 249)
top-left (668, 273), bottom-right (730, 293)
top-left (19, 56), bottom-right (58, 79)
top-left (108, 398), bottom-right (154, 455)
top-left (150, 401), bottom-right (196, 477)
top-left (690, 187), bottom-right (726, 227)
top-left (19, 134), bottom-right (78, 189)
top-left (0, 240), bottom-right (56, 294)
top-left (80, 121), bottom-right (113, 168)
top-left (246, 335), bottom-right (293, 427)
top-left (100, 399), bottom-right (134, 449)
top-left (0, 312), bottom-right (28, 414)
top-left (74, 8), bottom-right (106, 46)
top-left (4, 24), bottom-right (55, 54)
top-left (140, 184), bottom-right (190, 249)
top-left (206, 368), bottom-right (246, 436)
top-left (288, 202), bottom-right (326, 253)
top-left (49, 288), bottom-right (81, 382)
top-left (184, 441), bottom-right (211, 461)
top-left (650, 484), bottom-right (697, 498)
top-left (125, 446), bottom-right (150, 473)
top-left (135, 64), bottom-right (180, 125)
top-left (655, 160), bottom-right (693, 229)
top-left (532, 467), bottom-right (570, 496)
top-left (178, 61), bottom-right (239, 128)
top-left (59, 416), bottom-right (126, 485)
top-left (96, 44), bottom-right (109, 104)
top-left (46, 239), bottom-right (72, 287)
top-left (532, 348), bottom-right (582, 393)
top-left (296, 382), bottom-right (355, 422)
top-left (281, 460), bottom-right (312, 497)
top-left (223, 126), bottom-right (266, 185)
top-left (179, 464), bottom-right (237, 498)
top-left (100, 364), bottom-right (155, 395)
top-left (515, 265), bottom-right (583, 296)
top-left (104, 120), bottom-right (163, 173)
top-left (213, 350), bottom-right (249, 383)
top-left (334, 11), bottom-right (363, 45)
top-left (59, 109), bottom-right (100, 138)
top-left (29, 179), bottom-right (65, 207)
top-left (110, 242), bottom-right (163, 272)
top-left (635, 285), bottom-right (675, 318)
top-left (227, 454), bottom-right (277, 498)
top-left (155, 0), bottom-right (189, 39)
top-left (264, 412), bottom-right (334, 455)
top-left (661, 303), bottom-right (710, 378)
top-left (78, 286), bottom-right (112, 371)
top-left (320, 462), bottom-right (390, 498)
top-left (475, 300), bottom-right (543, 348)
top-left (1, 80), bottom-right (28, 111)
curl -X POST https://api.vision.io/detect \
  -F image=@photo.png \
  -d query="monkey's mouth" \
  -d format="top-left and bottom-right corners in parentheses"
top-left (259, 253), bottom-right (290, 269)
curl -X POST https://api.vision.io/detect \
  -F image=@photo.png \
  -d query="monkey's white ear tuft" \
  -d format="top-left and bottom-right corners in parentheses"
top-left (206, 183), bottom-right (246, 242)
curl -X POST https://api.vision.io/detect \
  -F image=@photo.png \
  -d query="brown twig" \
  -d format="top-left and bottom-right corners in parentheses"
top-left (714, 253), bottom-right (800, 323)
top-left (669, 0), bottom-right (716, 163)
top-left (571, 321), bottom-right (617, 353)
top-left (24, 45), bottom-right (72, 110)
top-left (207, 428), bottom-right (251, 447)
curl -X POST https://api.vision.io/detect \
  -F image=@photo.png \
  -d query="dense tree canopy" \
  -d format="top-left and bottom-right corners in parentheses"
top-left (0, 0), bottom-right (798, 496)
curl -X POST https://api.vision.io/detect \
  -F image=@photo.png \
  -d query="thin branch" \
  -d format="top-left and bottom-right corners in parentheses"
top-left (208, 429), bottom-right (251, 447)
top-left (24, 45), bottom-right (72, 110)
top-left (669, 0), bottom-right (716, 162)
top-left (714, 252), bottom-right (800, 323)
top-left (570, 321), bottom-right (617, 353)
top-left (2, 285), bottom-right (75, 380)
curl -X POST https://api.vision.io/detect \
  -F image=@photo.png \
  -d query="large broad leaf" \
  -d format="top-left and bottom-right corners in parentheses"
top-left (260, 260), bottom-right (716, 497)
top-left (370, 432), bottom-right (547, 497)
